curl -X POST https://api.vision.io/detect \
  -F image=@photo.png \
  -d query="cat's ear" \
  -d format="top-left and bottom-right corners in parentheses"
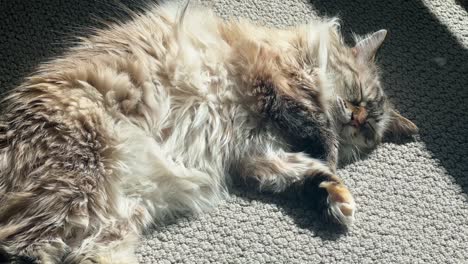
top-left (388, 110), bottom-right (418, 137)
top-left (352, 29), bottom-right (387, 62)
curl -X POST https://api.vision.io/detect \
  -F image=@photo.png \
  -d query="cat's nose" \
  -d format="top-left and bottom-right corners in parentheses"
top-left (351, 107), bottom-right (368, 127)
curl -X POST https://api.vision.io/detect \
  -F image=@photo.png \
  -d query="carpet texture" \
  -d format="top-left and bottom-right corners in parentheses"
top-left (1, 0), bottom-right (467, 263)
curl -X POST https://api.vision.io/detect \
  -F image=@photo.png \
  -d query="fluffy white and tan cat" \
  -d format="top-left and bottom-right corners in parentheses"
top-left (0, 2), bottom-right (418, 263)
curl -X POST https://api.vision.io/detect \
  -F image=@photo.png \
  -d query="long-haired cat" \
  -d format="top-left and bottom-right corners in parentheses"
top-left (0, 2), bottom-right (418, 263)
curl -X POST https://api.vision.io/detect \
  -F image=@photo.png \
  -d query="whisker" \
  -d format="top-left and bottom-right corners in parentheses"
top-left (355, 145), bottom-right (361, 161)
top-left (351, 144), bottom-right (360, 162)
top-left (367, 122), bottom-right (376, 134)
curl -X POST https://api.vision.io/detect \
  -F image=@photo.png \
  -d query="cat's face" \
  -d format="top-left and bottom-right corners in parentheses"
top-left (330, 30), bottom-right (418, 157)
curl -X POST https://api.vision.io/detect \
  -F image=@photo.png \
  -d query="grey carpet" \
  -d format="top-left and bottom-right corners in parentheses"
top-left (1, 0), bottom-right (467, 263)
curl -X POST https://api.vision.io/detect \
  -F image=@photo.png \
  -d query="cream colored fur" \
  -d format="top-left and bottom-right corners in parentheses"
top-left (0, 2), bottom-right (418, 263)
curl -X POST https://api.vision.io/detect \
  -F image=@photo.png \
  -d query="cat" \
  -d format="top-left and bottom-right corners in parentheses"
top-left (0, 2), bottom-right (418, 263)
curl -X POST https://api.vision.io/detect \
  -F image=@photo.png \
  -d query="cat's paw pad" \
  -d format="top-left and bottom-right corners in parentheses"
top-left (319, 181), bottom-right (355, 226)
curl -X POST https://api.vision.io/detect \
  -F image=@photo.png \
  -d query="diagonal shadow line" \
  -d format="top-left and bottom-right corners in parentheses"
top-left (308, 0), bottom-right (468, 196)
top-left (455, 0), bottom-right (468, 10)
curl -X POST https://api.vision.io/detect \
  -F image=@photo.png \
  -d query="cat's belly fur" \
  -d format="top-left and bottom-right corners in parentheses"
top-left (106, 41), bottom-right (256, 223)
top-left (110, 87), bottom-right (252, 222)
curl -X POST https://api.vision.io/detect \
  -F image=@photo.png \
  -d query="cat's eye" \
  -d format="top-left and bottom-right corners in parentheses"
top-left (350, 100), bottom-right (360, 107)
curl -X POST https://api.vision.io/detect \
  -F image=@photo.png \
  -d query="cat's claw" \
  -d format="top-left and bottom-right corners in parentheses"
top-left (319, 181), bottom-right (356, 226)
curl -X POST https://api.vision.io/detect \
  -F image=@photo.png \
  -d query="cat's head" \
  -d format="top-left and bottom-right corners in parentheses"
top-left (329, 30), bottom-right (418, 158)
top-left (229, 23), bottom-right (417, 159)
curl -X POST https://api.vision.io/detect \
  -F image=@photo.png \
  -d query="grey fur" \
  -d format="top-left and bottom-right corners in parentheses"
top-left (0, 2), bottom-right (417, 263)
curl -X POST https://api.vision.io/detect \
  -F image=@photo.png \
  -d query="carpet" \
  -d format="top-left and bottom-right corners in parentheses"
top-left (0, 0), bottom-right (467, 263)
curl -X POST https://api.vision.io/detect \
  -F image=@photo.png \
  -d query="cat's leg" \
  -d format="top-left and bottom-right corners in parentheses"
top-left (319, 124), bottom-right (339, 173)
top-left (121, 157), bottom-right (223, 222)
top-left (239, 148), bottom-right (355, 226)
top-left (115, 124), bottom-right (224, 222)
top-left (228, 41), bottom-right (340, 172)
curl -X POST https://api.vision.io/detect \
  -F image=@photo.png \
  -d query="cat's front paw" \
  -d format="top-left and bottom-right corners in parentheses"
top-left (319, 181), bottom-right (355, 226)
top-left (304, 174), bottom-right (356, 227)
top-left (336, 96), bottom-right (352, 123)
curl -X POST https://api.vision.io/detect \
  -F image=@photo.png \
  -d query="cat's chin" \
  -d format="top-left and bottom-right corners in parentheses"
top-left (338, 143), bottom-right (374, 166)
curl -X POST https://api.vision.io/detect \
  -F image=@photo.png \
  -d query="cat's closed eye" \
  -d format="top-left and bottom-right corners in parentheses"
top-left (349, 100), bottom-right (360, 107)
